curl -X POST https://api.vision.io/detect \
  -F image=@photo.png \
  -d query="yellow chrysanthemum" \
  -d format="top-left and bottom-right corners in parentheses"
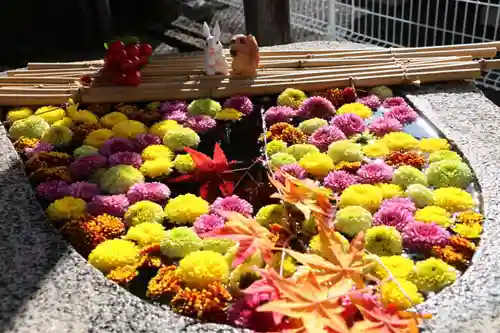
top-left (299, 152), bottom-right (334, 178)
top-left (177, 250), bottom-right (230, 288)
top-left (414, 206), bottom-right (453, 228)
top-left (277, 88), bottom-right (307, 109)
top-left (88, 239), bottom-right (141, 272)
top-left (419, 138), bottom-right (450, 153)
top-left (141, 145), bottom-right (174, 161)
top-left (34, 106), bottom-right (66, 124)
top-left (339, 184), bottom-right (384, 213)
top-left (6, 107), bottom-right (33, 122)
top-left (380, 279), bottom-right (424, 310)
top-left (455, 211), bottom-right (484, 225)
top-left (83, 129), bottom-right (114, 148)
top-left (336, 102), bottom-right (373, 119)
top-left (362, 140), bottom-right (390, 158)
top-left (53, 117), bottom-right (73, 127)
top-left (215, 108), bottom-right (243, 121)
top-left (164, 194), bottom-right (210, 225)
top-left (100, 112), bottom-right (129, 129)
top-left (382, 132), bottom-right (419, 151)
top-left (173, 154), bottom-right (196, 174)
top-left (140, 159), bottom-right (174, 178)
top-left (375, 183), bottom-right (404, 199)
top-left (452, 223), bottom-right (482, 238)
top-left (123, 222), bottom-right (167, 247)
top-left (112, 120), bottom-right (148, 139)
top-left (70, 110), bottom-right (99, 124)
top-left (149, 120), bottom-right (182, 138)
top-left (434, 187), bottom-right (474, 213)
top-left (46, 196), bottom-right (87, 221)
top-left (410, 257), bottom-right (457, 293)
top-left (372, 255), bottom-right (414, 279)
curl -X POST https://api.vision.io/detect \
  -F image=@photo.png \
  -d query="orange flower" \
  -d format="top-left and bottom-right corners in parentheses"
top-left (449, 235), bottom-right (476, 259)
top-left (146, 266), bottom-right (181, 299)
top-left (171, 282), bottom-right (232, 318)
top-left (385, 151), bottom-right (426, 169)
top-left (432, 245), bottom-right (468, 271)
top-left (29, 166), bottom-right (72, 183)
top-left (266, 123), bottom-right (307, 145)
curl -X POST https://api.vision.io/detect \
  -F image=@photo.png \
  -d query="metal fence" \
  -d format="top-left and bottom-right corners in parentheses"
top-left (215, 0), bottom-right (500, 90)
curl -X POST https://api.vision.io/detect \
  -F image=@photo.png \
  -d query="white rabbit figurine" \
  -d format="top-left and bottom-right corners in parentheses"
top-left (202, 21), bottom-right (229, 76)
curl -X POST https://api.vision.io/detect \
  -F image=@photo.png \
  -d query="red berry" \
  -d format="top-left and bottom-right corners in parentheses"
top-left (80, 75), bottom-right (92, 85)
top-left (139, 56), bottom-right (149, 66)
top-left (129, 56), bottom-right (142, 68)
top-left (112, 72), bottom-right (127, 85)
top-left (124, 71), bottom-right (141, 86)
top-left (120, 59), bottom-right (134, 71)
top-left (114, 49), bottom-right (128, 62)
top-left (139, 44), bottom-right (153, 57)
top-left (108, 40), bottom-right (125, 52)
top-left (126, 45), bottom-right (140, 58)
top-left (342, 87), bottom-right (357, 102)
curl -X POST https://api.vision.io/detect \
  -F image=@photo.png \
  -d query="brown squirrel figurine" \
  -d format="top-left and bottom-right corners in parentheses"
top-left (229, 34), bottom-right (260, 76)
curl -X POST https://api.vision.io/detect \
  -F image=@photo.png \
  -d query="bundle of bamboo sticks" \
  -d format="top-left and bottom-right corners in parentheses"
top-left (2, 41), bottom-right (500, 106)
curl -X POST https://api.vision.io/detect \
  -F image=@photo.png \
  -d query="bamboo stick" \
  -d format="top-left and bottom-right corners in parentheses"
top-left (0, 77), bottom-right (78, 84)
top-left (0, 94), bottom-right (74, 106)
top-left (0, 87), bottom-right (79, 94)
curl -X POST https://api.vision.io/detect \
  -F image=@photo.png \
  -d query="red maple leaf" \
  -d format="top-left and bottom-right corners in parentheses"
top-left (169, 143), bottom-right (236, 200)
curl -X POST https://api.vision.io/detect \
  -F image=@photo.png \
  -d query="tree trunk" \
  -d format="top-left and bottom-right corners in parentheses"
top-left (243, 0), bottom-right (292, 46)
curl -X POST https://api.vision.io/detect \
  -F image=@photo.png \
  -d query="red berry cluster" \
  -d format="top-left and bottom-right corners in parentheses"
top-left (103, 40), bottom-right (153, 86)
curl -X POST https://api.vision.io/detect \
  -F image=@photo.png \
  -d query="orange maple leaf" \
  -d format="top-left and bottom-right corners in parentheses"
top-left (201, 211), bottom-right (274, 268)
top-left (257, 269), bottom-right (352, 333)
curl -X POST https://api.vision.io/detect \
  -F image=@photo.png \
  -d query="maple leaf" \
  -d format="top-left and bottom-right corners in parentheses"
top-left (257, 269), bottom-right (352, 333)
top-left (201, 211), bottom-right (274, 268)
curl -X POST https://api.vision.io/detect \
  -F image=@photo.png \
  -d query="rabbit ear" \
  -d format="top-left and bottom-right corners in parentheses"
top-left (213, 21), bottom-right (221, 41)
top-left (203, 22), bottom-right (211, 38)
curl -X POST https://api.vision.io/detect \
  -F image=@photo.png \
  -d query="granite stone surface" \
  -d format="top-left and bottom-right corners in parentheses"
top-left (1, 42), bottom-right (499, 333)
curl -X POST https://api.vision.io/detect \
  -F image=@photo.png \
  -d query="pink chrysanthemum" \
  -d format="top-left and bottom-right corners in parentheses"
top-left (373, 205), bottom-right (415, 232)
top-left (274, 164), bottom-right (307, 183)
top-left (356, 161), bottom-right (393, 184)
top-left (297, 96), bottom-right (336, 119)
top-left (308, 125), bottom-right (347, 151)
top-left (380, 197), bottom-right (417, 213)
top-left (386, 105), bottom-right (418, 125)
top-left (185, 115), bottom-right (217, 134)
top-left (108, 152), bottom-right (143, 169)
top-left (159, 100), bottom-right (188, 114)
top-left (66, 181), bottom-right (100, 201)
top-left (99, 137), bottom-right (137, 157)
top-left (163, 110), bottom-right (188, 123)
top-left (134, 133), bottom-right (162, 151)
top-left (193, 214), bottom-right (225, 234)
top-left (210, 195), bottom-right (253, 217)
top-left (367, 116), bottom-right (403, 137)
top-left (224, 95), bottom-right (254, 115)
top-left (69, 154), bottom-right (107, 180)
top-left (126, 182), bottom-right (171, 204)
top-left (356, 95), bottom-right (381, 110)
top-left (264, 106), bottom-right (295, 124)
top-left (25, 141), bottom-right (54, 157)
top-left (323, 170), bottom-right (358, 193)
top-left (35, 180), bottom-right (69, 201)
top-left (87, 194), bottom-right (130, 217)
top-left (331, 113), bottom-right (366, 137)
top-left (382, 97), bottom-right (408, 109)
top-left (403, 221), bottom-right (450, 252)
top-left (227, 278), bottom-right (283, 331)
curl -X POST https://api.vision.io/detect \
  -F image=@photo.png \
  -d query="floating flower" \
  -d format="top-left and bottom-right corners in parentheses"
top-left (194, 214), bottom-right (225, 234)
top-left (141, 145), bottom-right (174, 161)
top-left (365, 226), bottom-right (403, 256)
top-left (134, 133), bottom-right (162, 151)
top-left (452, 223), bottom-right (482, 238)
top-left (327, 140), bottom-right (363, 163)
top-left (362, 140), bottom-right (390, 158)
top-left (335, 206), bottom-right (372, 237)
top-left (124, 200), bottom-right (165, 226)
top-left (373, 205), bottom-right (414, 232)
top-left (277, 88), bottom-right (307, 109)
top-left (337, 102), bottom-right (373, 119)
top-left (53, 117), bottom-right (73, 127)
top-left (165, 194), bottom-right (210, 225)
top-left (456, 211), bottom-right (484, 225)
top-left (372, 256), bottom-right (414, 279)
top-left (265, 140), bottom-right (288, 157)
top-left (112, 120), bottom-right (148, 139)
top-left (88, 239), bottom-right (141, 273)
top-left (449, 235), bottom-right (476, 258)
top-left (266, 123), bottom-right (307, 145)
top-left (88, 194), bottom-right (130, 217)
top-left (164, 110), bottom-right (188, 122)
top-left (434, 187), bottom-right (474, 213)
top-left (386, 105), bottom-right (418, 125)
top-left (308, 125), bottom-right (347, 151)
top-left (99, 137), bottom-right (137, 157)
top-left (380, 197), bottom-right (416, 213)
top-left (100, 165), bottom-right (145, 194)
top-left (73, 145), bottom-right (99, 159)
top-left (356, 161), bottom-right (393, 184)
top-left (185, 115), bottom-right (217, 134)
top-left (72, 123), bottom-right (101, 143)
top-left (432, 245), bottom-right (469, 271)
top-left (380, 279), bottom-right (423, 310)
top-left (41, 125), bottom-right (73, 147)
top-left (46, 196), bottom-right (87, 221)
top-left (382, 132), bottom-right (419, 151)
top-left (160, 100), bottom-right (188, 114)
top-left (149, 120), bottom-right (182, 138)
top-left (100, 112), bottom-right (129, 129)
top-left (392, 165), bottom-right (427, 189)
top-left (403, 221), bottom-right (450, 252)
top-left (163, 127), bottom-right (200, 152)
top-left (335, 161), bottom-right (362, 173)
top-left (356, 95), bottom-right (381, 109)
top-left (428, 150), bottom-right (462, 164)
top-left (188, 99), bottom-right (221, 117)
top-left (406, 184), bottom-right (435, 208)
top-left (274, 164), bottom-right (307, 183)
top-left (419, 138), bottom-right (450, 153)
top-left (126, 182), bottom-right (170, 204)
top-left (171, 281), bottom-right (232, 318)
top-left (66, 181), bottom-right (100, 201)
top-left (382, 96), bottom-right (407, 108)
top-left (309, 232), bottom-right (349, 256)
top-left (331, 113), bottom-right (366, 137)
top-left (25, 151), bottom-right (72, 172)
top-left (375, 183), bottom-right (404, 199)
top-left (7, 107), bottom-right (33, 122)
top-left (367, 116), bottom-right (403, 137)
top-left (140, 159), bottom-right (174, 178)
top-left (339, 184), bottom-right (384, 213)
top-left (269, 152), bottom-right (296, 169)
top-left (286, 144), bottom-right (320, 160)
top-left (297, 118), bottom-right (328, 135)
top-left (9, 116), bottom-right (50, 139)
top-left (177, 250), bottom-right (229, 288)
top-left (414, 206), bottom-right (452, 227)
top-left (83, 129), bottom-right (114, 148)
top-left (160, 227), bottom-right (203, 259)
top-left (385, 151), bottom-right (426, 169)
top-left (299, 152), bottom-right (335, 178)
top-left (146, 266), bottom-right (181, 298)
top-left (34, 106), bottom-right (66, 124)
top-left (426, 160), bottom-right (473, 189)
top-left (350, 131), bottom-right (375, 145)
top-left (410, 257), bottom-right (457, 293)
top-left (224, 95), bottom-right (253, 115)
top-left (255, 204), bottom-right (287, 227)
top-left (108, 152), bottom-right (143, 169)
top-left (173, 154), bottom-right (196, 174)
top-left (215, 108), bottom-right (243, 121)
top-left (323, 170), bottom-right (358, 193)
top-left (369, 86), bottom-right (393, 100)
top-left (202, 238), bottom-right (236, 254)
top-left (29, 166), bottom-right (72, 184)
top-left (211, 195), bottom-right (253, 217)
top-left (297, 96), bottom-right (336, 119)
top-left (36, 180), bottom-right (69, 201)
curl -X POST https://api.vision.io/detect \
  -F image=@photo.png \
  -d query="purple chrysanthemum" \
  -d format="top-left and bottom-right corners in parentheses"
top-left (373, 205), bottom-right (415, 232)
top-left (99, 137), bottom-right (137, 157)
top-left (35, 180), bottom-right (69, 201)
top-left (159, 100), bottom-right (188, 114)
top-left (274, 164), bottom-right (307, 183)
top-left (25, 141), bottom-right (54, 157)
top-left (108, 152), bottom-right (143, 169)
top-left (66, 181), bottom-right (100, 201)
top-left (224, 95), bottom-right (253, 116)
top-left (185, 115), bottom-right (217, 134)
top-left (87, 194), bottom-right (130, 217)
top-left (356, 161), bottom-right (393, 184)
top-left (126, 182), bottom-right (171, 204)
top-left (382, 96), bottom-right (408, 109)
top-left (264, 106), bottom-right (295, 124)
top-left (308, 125), bottom-right (347, 151)
top-left (193, 214), bottom-right (225, 234)
top-left (380, 197), bottom-right (417, 213)
top-left (356, 95), bottom-right (381, 110)
top-left (367, 116), bottom-right (403, 137)
top-left (210, 195), bottom-right (254, 217)
top-left (402, 221), bottom-right (450, 252)
top-left (134, 133), bottom-right (162, 151)
top-left (331, 113), bottom-right (366, 137)
top-left (163, 110), bottom-right (188, 123)
top-left (386, 105), bottom-right (418, 125)
top-left (323, 170), bottom-right (358, 193)
top-left (297, 96), bottom-right (336, 119)
top-left (69, 154), bottom-right (107, 180)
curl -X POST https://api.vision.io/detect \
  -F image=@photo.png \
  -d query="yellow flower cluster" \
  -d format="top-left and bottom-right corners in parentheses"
top-left (164, 194), bottom-right (209, 224)
top-left (434, 187), bottom-right (474, 213)
top-left (46, 196), bottom-right (87, 221)
top-left (88, 239), bottom-right (141, 272)
top-left (299, 152), bottom-right (334, 178)
top-left (177, 250), bottom-right (230, 288)
top-left (419, 138), bottom-right (450, 152)
top-left (339, 184), bottom-right (384, 213)
top-left (414, 206), bottom-right (453, 228)
top-left (112, 120), bottom-right (148, 138)
top-left (337, 102), bottom-right (373, 119)
top-left (372, 255), bottom-right (414, 279)
top-left (381, 279), bottom-right (424, 310)
top-left (382, 132), bottom-right (419, 151)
